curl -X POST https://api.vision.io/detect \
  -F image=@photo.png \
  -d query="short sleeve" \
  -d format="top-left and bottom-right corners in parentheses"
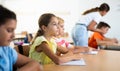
top-left (34, 36), bottom-right (47, 47)
top-left (10, 48), bottom-right (18, 64)
top-left (94, 32), bottom-right (104, 40)
top-left (65, 40), bottom-right (72, 48)
top-left (67, 44), bottom-right (73, 48)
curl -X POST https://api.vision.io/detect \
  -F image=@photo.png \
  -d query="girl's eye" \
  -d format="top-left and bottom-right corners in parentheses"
top-left (53, 23), bottom-right (58, 26)
top-left (7, 29), bottom-right (13, 33)
top-left (53, 22), bottom-right (56, 24)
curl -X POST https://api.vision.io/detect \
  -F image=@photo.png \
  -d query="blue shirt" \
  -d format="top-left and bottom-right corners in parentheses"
top-left (0, 46), bottom-right (18, 71)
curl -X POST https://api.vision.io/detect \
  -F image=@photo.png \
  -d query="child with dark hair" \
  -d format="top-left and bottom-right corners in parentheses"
top-left (29, 13), bottom-right (82, 65)
top-left (0, 5), bottom-right (42, 71)
top-left (89, 22), bottom-right (118, 49)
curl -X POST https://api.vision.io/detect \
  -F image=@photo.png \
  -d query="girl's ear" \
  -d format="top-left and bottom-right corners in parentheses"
top-left (41, 25), bottom-right (47, 31)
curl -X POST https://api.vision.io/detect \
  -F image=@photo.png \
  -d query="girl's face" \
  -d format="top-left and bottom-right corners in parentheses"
top-left (101, 11), bottom-right (108, 16)
top-left (0, 19), bottom-right (16, 46)
top-left (45, 17), bottom-right (59, 36)
top-left (58, 23), bottom-right (64, 36)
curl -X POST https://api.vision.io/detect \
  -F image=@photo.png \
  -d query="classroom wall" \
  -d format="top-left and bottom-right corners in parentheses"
top-left (0, 0), bottom-right (120, 39)
top-left (0, 0), bottom-right (80, 35)
top-left (77, 0), bottom-right (120, 39)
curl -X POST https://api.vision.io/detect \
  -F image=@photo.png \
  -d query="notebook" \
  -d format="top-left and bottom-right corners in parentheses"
top-left (88, 50), bottom-right (98, 55)
top-left (60, 58), bottom-right (86, 66)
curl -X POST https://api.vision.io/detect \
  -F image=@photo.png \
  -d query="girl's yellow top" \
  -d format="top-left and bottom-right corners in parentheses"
top-left (29, 36), bottom-right (57, 64)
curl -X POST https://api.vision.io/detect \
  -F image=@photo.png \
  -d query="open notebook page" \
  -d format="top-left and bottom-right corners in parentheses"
top-left (60, 58), bottom-right (86, 66)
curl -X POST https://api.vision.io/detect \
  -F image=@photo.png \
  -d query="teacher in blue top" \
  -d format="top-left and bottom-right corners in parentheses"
top-left (72, 3), bottom-right (110, 47)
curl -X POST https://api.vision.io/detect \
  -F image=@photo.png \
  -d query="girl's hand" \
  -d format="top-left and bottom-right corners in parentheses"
top-left (73, 53), bottom-right (83, 60)
top-left (88, 46), bottom-right (97, 51)
top-left (61, 50), bottom-right (73, 56)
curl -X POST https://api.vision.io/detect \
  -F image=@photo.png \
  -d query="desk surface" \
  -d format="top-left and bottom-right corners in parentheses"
top-left (99, 43), bottom-right (120, 50)
top-left (43, 50), bottom-right (120, 71)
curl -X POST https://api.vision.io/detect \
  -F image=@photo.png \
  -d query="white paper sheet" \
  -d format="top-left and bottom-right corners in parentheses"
top-left (81, 50), bottom-right (98, 55)
top-left (60, 58), bottom-right (86, 66)
top-left (88, 51), bottom-right (98, 55)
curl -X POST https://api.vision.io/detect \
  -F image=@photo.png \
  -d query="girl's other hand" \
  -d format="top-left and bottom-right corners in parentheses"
top-left (73, 53), bottom-right (83, 60)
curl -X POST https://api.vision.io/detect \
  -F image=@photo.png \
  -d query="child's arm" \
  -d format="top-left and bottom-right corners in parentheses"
top-left (69, 46), bottom-right (90, 53)
top-left (103, 37), bottom-right (118, 43)
top-left (96, 39), bottom-right (119, 46)
top-left (56, 45), bottom-right (69, 56)
top-left (36, 42), bottom-right (82, 65)
top-left (87, 20), bottom-right (103, 33)
top-left (14, 53), bottom-right (42, 71)
top-left (57, 45), bottom-right (68, 54)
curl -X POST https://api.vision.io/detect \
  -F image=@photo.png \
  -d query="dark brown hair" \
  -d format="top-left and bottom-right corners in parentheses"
top-left (0, 5), bottom-right (16, 26)
top-left (82, 3), bottom-right (110, 15)
top-left (35, 13), bottom-right (56, 38)
top-left (96, 21), bottom-right (111, 29)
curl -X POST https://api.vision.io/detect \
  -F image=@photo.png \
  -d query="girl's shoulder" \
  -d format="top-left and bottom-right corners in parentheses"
top-left (36, 36), bottom-right (47, 41)
top-left (32, 36), bottom-right (48, 46)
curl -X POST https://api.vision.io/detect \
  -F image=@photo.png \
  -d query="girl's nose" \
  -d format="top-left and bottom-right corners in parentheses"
top-left (57, 24), bottom-right (59, 29)
top-left (11, 32), bottom-right (15, 39)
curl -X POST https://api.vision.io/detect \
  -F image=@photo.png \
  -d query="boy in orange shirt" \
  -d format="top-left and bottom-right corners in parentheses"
top-left (89, 22), bottom-right (118, 49)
